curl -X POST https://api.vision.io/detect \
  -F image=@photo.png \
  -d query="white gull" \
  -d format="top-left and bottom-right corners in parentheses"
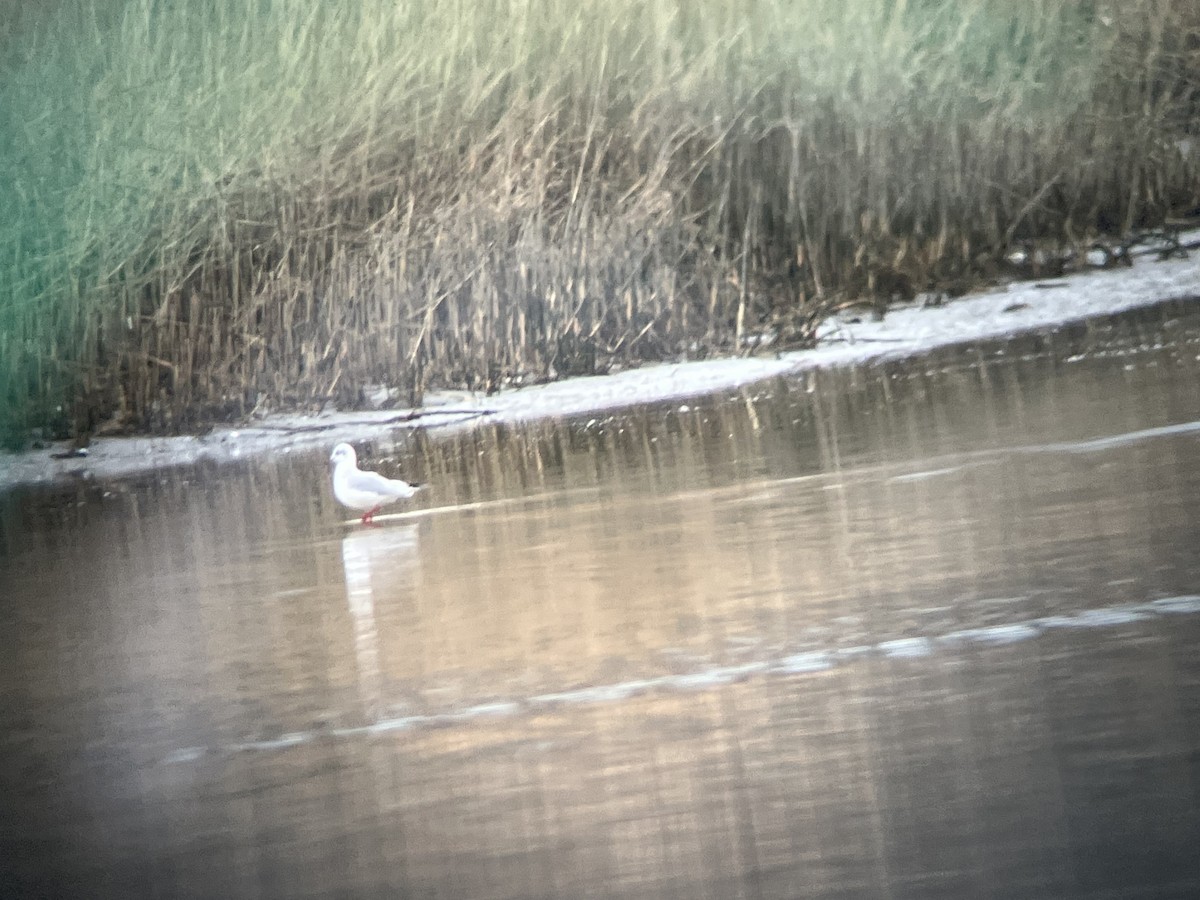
top-left (329, 442), bottom-right (421, 525)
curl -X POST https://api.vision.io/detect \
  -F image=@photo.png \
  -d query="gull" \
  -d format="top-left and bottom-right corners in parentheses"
top-left (329, 442), bottom-right (422, 525)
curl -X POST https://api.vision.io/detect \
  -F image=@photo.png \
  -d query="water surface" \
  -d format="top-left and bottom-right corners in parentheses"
top-left (2, 310), bottom-right (1200, 899)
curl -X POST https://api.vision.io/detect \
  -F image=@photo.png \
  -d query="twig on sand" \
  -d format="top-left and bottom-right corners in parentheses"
top-left (244, 407), bottom-right (496, 435)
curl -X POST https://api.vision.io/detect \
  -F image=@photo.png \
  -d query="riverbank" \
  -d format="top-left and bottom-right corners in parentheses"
top-left (4, 1), bottom-right (1198, 443)
top-left (2, 231), bottom-right (1197, 490)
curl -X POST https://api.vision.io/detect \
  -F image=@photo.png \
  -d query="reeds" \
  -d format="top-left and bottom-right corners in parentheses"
top-left (1, 0), bottom-right (1197, 445)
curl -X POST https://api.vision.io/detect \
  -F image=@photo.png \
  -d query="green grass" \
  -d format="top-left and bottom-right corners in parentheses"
top-left (1, 0), bottom-right (1197, 446)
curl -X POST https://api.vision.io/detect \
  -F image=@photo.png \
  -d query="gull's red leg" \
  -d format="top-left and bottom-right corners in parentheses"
top-left (361, 506), bottom-right (382, 526)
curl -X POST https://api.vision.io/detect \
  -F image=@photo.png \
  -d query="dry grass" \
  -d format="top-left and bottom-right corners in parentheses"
top-left (1, 0), bottom-right (1198, 445)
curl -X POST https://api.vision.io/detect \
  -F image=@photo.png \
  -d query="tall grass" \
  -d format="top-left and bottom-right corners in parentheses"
top-left (1, 0), bottom-right (1197, 445)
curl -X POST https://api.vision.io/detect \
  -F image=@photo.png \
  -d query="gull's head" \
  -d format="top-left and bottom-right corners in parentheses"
top-left (329, 442), bottom-right (357, 468)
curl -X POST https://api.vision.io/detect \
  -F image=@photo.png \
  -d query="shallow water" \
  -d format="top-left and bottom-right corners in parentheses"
top-left (3, 310), bottom-right (1200, 899)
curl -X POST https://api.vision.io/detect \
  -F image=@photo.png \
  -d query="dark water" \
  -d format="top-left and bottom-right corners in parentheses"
top-left (3, 311), bottom-right (1200, 899)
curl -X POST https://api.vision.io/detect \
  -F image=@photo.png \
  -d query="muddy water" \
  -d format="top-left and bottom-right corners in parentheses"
top-left (2, 311), bottom-right (1200, 899)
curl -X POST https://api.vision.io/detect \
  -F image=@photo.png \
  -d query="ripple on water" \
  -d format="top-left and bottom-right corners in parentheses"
top-left (177, 594), bottom-right (1200, 759)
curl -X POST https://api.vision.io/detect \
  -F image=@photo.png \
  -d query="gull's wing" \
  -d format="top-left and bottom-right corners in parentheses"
top-left (346, 468), bottom-right (415, 497)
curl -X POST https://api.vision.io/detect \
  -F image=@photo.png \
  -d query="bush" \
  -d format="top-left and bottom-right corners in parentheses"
top-left (1, 0), bottom-right (1197, 444)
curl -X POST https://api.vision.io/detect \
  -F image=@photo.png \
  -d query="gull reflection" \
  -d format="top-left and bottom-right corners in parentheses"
top-left (340, 524), bottom-right (420, 719)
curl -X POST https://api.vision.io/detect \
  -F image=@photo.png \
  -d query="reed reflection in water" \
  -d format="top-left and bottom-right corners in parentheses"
top-left (1, 311), bottom-right (1200, 898)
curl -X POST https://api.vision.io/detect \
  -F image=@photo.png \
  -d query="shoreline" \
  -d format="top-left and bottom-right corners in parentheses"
top-left (2, 237), bottom-right (1198, 491)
